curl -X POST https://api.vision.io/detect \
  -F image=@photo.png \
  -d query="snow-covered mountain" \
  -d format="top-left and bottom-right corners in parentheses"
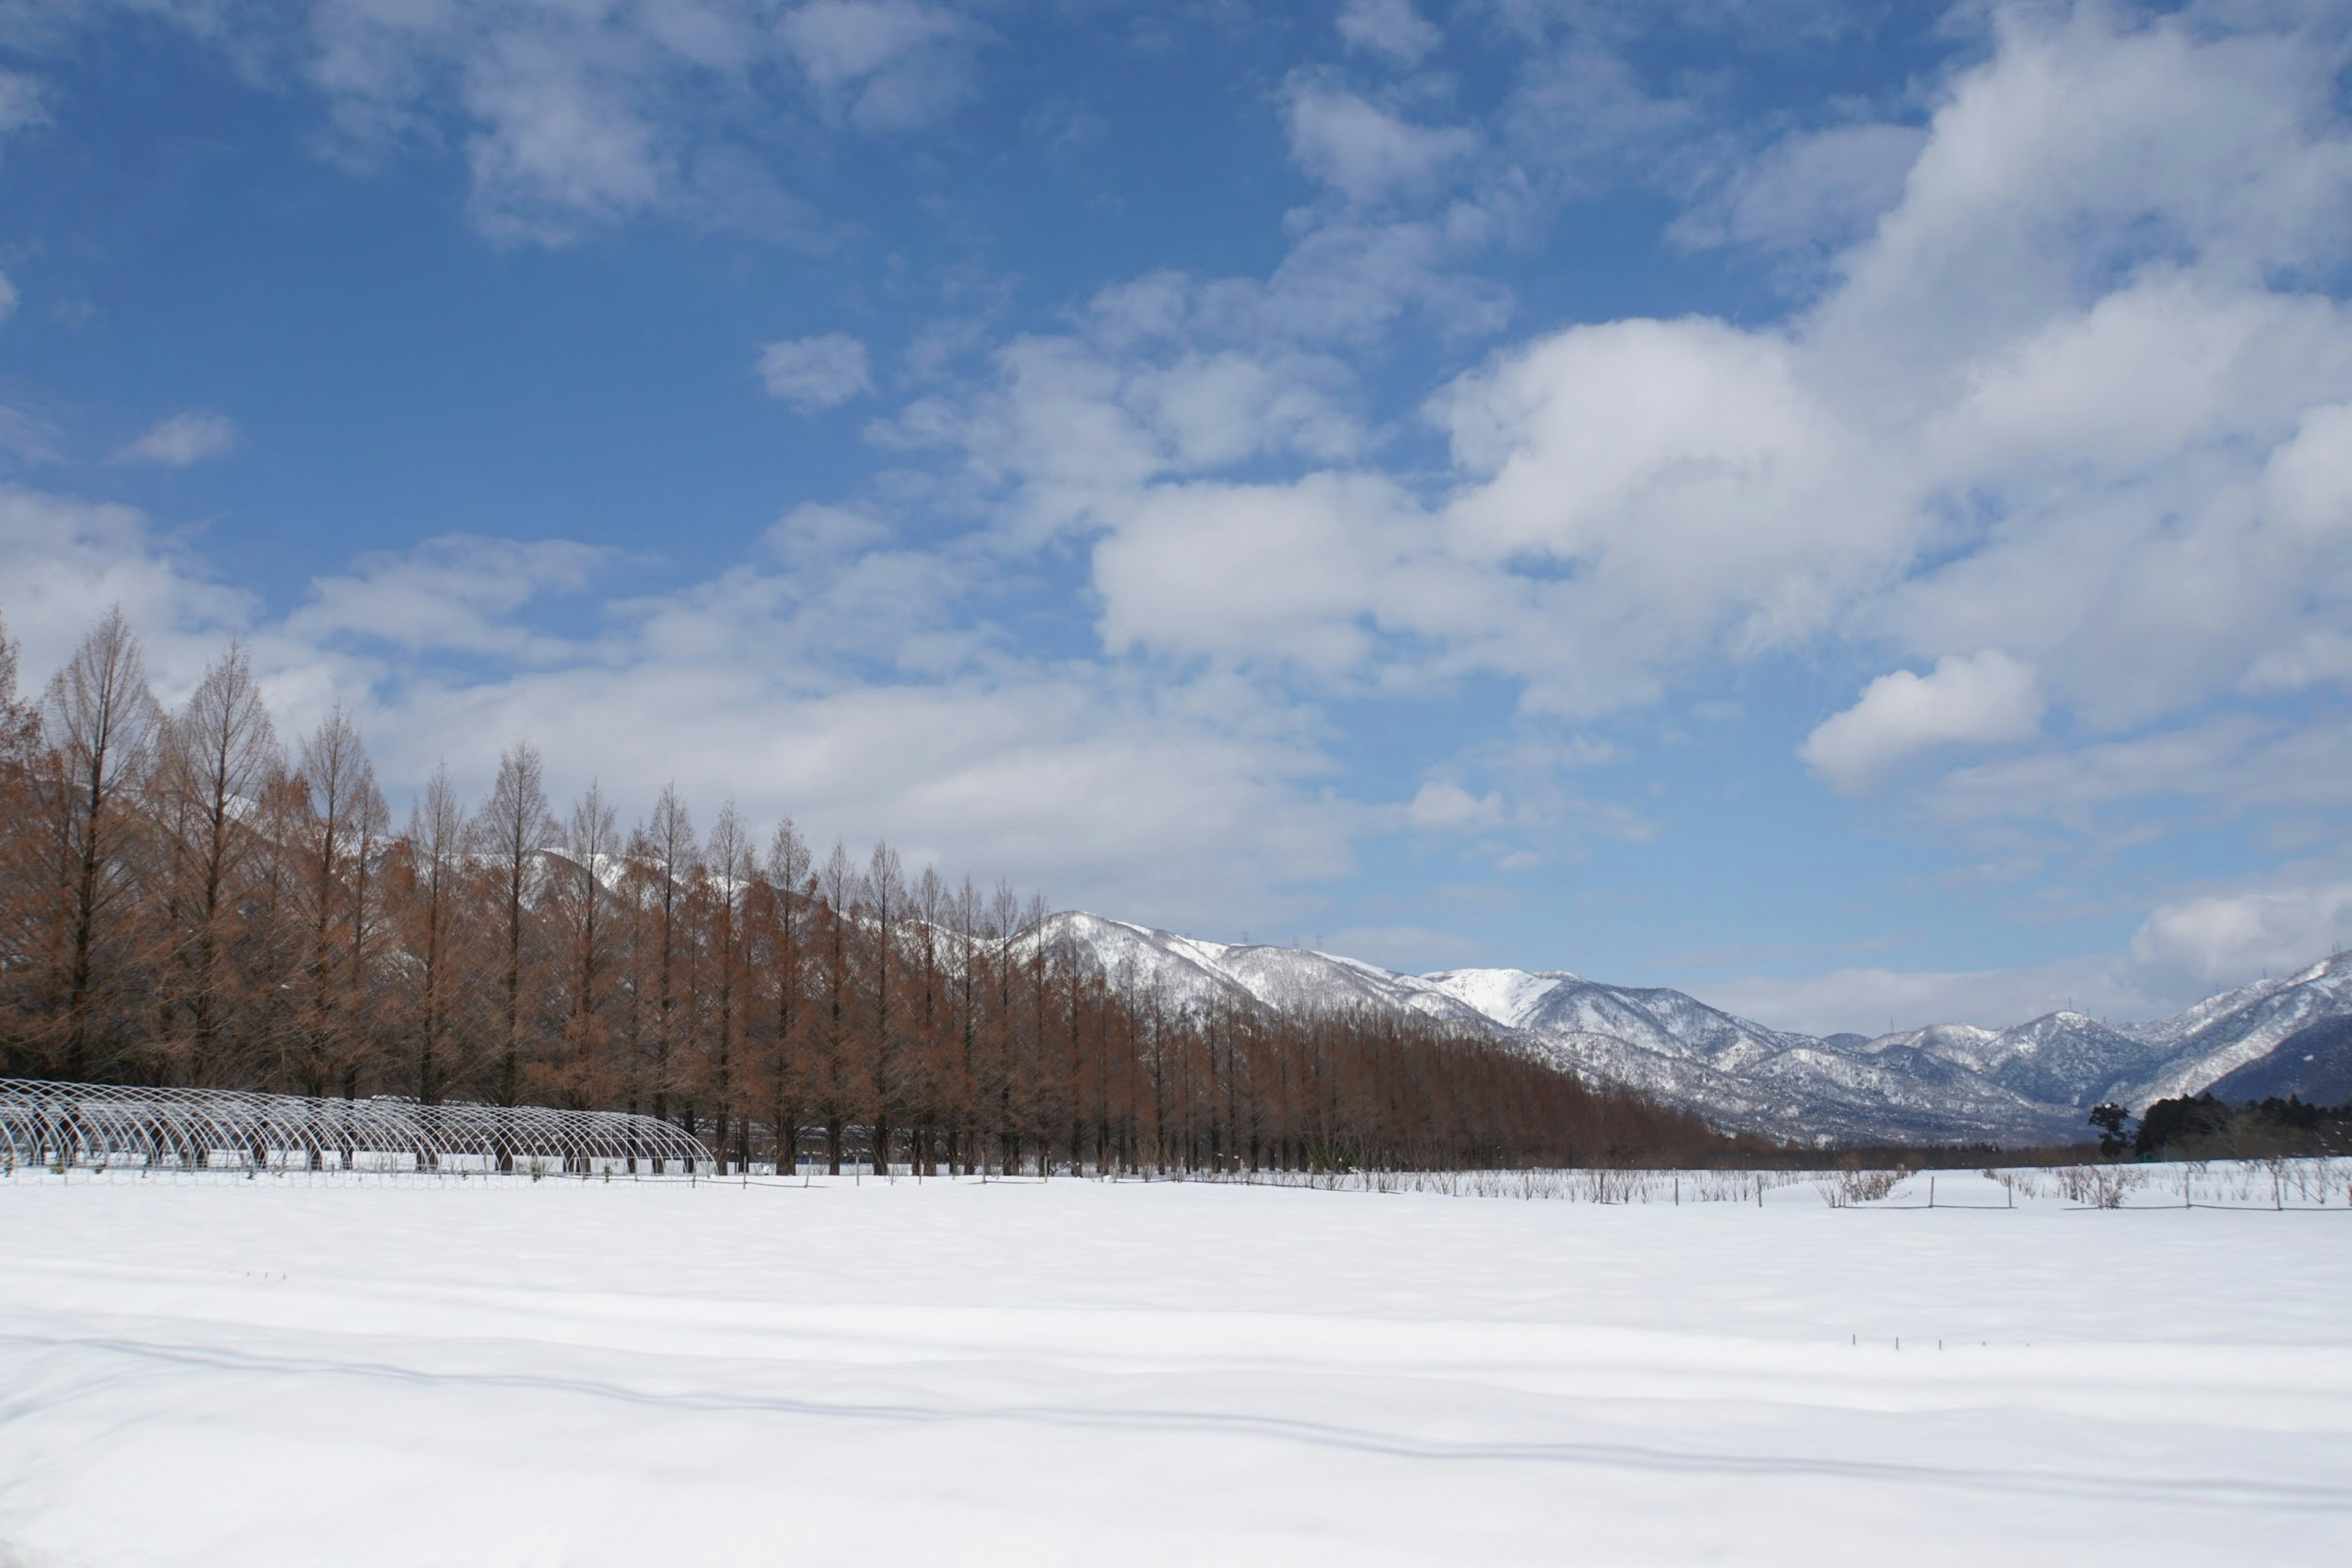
top-left (1037, 914), bottom-right (2352, 1147)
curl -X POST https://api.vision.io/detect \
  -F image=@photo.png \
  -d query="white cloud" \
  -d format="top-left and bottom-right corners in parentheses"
top-left (12, 0), bottom-right (2352, 1010)
top-left (885, 304), bottom-right (1376, 545)
top-left (302, 0), bottom-right (819, 242)
top-left (2258, 401), bottom-right (2352, 544)
top-left (1673, 121), bottom-right (1925, 257)
top-left (1929, 715), bottom-right (2352, 826)
top-left (885, 1), bottom-right (2352, 785)
top-left (1499, 47), bottom-right (1698, 198)
top-left (0, 272), bottom-right (17, 325)
top-left (1705, 953), bottom-right (2152, 1036)
top-left (0, 404), bottom-right (58, 462)
top-left (1284, 84), bottom-right (1475, 205)
top-left (758, 333), bottom-right (875, 410)
top-left (1800, 650), bottom-right (2045, 794)
top-left (1327, 924), bottom-right (1485, 968)
top-left (1406, 780), bottom-right (1506, 831)
top-left (110, 412), bottom-right (239, 467)
top-left (1093, 473), bottom-right (1411, 676)
top-left (282, 535), bottom-right (611, 661)
top-left (459, 37), bottom-right (666, 239)
top-left (839, 1), bottom-right (2352, 900)
top-left (0, 481), bottom-right (1357, 932)
top-left (1336, 0), bottom-right (1441, 66)
top-left (0, 70), bottom-right (45, 137)
top-left (0, 484), bottom-right (257, 700)
top-left (779, 1), bottom-right (978, 132)
top-left (2130, 878), bottom-right (2352, 992)
top-left (782, 1), bottom-right (955, 87)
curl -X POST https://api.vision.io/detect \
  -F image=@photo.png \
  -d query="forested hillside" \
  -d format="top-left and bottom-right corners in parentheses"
top-left (0, 608), bottom-right (1747, 1173)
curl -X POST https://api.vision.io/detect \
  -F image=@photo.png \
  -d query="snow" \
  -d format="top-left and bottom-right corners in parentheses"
top-left (1044, 914), bottom-right (2352, 1143)
top-left (4, 1171), bottom-right (2350, 1566)
top-left (1421, 965), bottom-right (1571, 1027)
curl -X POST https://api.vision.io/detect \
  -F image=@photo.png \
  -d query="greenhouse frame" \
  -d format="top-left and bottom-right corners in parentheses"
top-left (0, 1079), bottom-right (713, 1175)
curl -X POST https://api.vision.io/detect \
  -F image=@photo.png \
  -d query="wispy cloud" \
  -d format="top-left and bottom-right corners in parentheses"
top-left (758, 334), bottom-right (875, 410)
top-left (110, 412), bottom-right (239, 467)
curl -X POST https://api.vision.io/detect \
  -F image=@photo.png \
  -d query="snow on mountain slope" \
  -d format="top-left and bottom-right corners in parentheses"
top-left (1419, 968), bottom-right (1572, 1028)
top-left (1035, 914), bottom-right (2352, 1145)
top-left (2206, 1016), bottom-right (2352, 1104)
top-left (2116, 971), bottom-right (2297, 1052)
top-left (1876, 1014), bottom-right (2158, 1109)
top-left (2113, 953), bottom-right (2352, 1107)
top-left (1210, 946), bottom-right (1493, 1029)
top-left (1039, 917), bottom-right (2073, 1145)
top-left (1021, 913), bottom-right (1257, 1013)
top-left (1973, 1014), bottom-right (2158, 1107)
top-left (1035, 914), bottom-right (1491, 1027)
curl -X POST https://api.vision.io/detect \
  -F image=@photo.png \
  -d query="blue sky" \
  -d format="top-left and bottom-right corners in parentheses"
top-left (5, 0), bottom-right (2352, 1033)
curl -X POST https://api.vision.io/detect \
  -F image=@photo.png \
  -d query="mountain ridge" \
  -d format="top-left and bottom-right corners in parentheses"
top-left (1035, 913), bottom-right (2352, 1146)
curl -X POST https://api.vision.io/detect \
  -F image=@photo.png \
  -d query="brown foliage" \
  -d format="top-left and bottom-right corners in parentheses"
top-left (0, 608), bottom-right (1752, 1172)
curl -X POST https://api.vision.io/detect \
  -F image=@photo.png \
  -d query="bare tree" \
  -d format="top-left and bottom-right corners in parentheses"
top-left (403, 762), bottom-right (470, 1104)
top-left (341, 763), bottom-right (390, 1100)
top-left (36, 608), bottom-right (162, 1080)
top-left (818, 839), bottom-right (854, 1173)
top-left (479, 741), bottom-right (553, 1109)
top-left (152, 643), bottom-right (281, 1084)
top-left (295, 707), bottom-right (371, 1097)
top-left (0, 609), bottom-right (42, 1072)
top-left (865, 842), bottom-right (905, 1174)
top-left (0, 608), bottom-right (1763, 1176)
top-left (982, 879), bottom-right (1018, 1172)
top-left (952, 875), bottom-right (984, 1173)
top-left (764, 817), bottom-right (812, 1172)
top-left (0, 609), bottom-right (32, 758)
top-left (913, 862), bottom-right (946, 1175)
top-left (704, 802), bottom-right (755, 1169)
top-left (556, 778), bottom-right (620, 1106)
top-left (638, 784), bottom-right (696, 1125)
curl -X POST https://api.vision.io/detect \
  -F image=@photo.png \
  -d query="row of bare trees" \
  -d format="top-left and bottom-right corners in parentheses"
top-left (0, 608), bottom-right (1744, 1173)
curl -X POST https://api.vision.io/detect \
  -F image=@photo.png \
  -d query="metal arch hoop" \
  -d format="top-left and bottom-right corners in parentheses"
top-left (0, 1080), bottom-right (712, 1175)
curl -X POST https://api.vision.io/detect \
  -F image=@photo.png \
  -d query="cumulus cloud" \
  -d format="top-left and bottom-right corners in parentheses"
top-left (791, 2), bottom-right (2352, 928)
top-left (2131, 878), bottom-right (2352, 992)
top-left (1406, 780), bottom-right (1506, 831)
top-left (458, 40), bottom-right (668, 239)
top-left (1093, 473), bottom-right (1431, 675)
top-left (0, 484), bottom-right (257, 698)
top-left (13, 0), bottom-right (2352, 1007)
top-left (779, 1), bottom-right (980, 132)
top-left (1800, 650), bottom-right (2046, 793)
top-left (1336, 0), bottom-right (1442, 66)
top-left (1929, 714), bottom-right (2352, 827)
top-left (0, 70), bottom-right (45, 137)
top-left (299, 0), bottom-right (906, 241)
top-left (1705, 953), bottom-right (2152, 1036)
top-left (0, 405), bottom-right (58, 462)
top-left (110, 412), bottom-right (239, 467)
top-left (758, 333), bottom-right (875, 410)
top-left (1673, 121), bottom-right (1925, 258)
top-left (0, 483), bottom-right (1357, 932)
top-left (1326, 924), bottom-right (1485, 968)
top-left (283, 536), bottom-right (612, 662)
top-left (1284, 84), bottom-right (1475, 205)
top-left (856, 2), bottom-right (2352, 820)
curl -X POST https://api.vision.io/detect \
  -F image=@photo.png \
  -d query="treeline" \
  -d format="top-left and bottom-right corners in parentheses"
top-left (2128, 1094), bottom-right (2352, 1160)
top-left (0, 608), bottom-right (1747, 1174)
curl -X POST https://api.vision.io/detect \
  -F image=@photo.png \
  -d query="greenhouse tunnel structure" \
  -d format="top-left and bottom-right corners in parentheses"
top-left (0, 1079), bottom-right (714, 1174)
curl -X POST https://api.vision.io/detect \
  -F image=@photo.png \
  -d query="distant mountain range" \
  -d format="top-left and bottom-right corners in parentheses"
top-left (1039, 913), bottom-right (2352, 1146)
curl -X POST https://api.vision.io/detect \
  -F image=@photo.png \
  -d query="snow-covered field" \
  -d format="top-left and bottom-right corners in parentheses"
top-left (4, 1169), bottom-right (2349, 1566)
